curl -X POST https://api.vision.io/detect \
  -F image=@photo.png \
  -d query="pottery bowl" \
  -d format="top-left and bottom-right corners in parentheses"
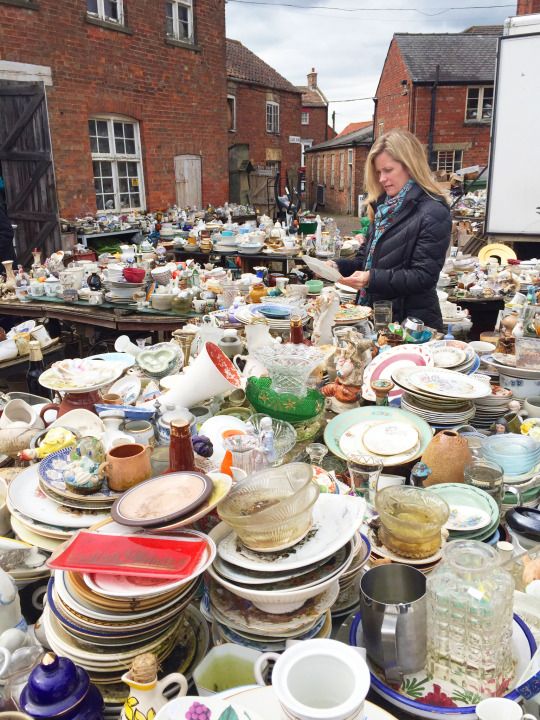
top-left (498, 371), bottom-right (540, 399)
top-left (246, 414), bottom-right (297, 465)
top-left (123, 267), bottom-right (146, 283)
top-left (150, 268), bottom-right (172, 286)
top-left (217, 462), bottom-right (320, 551)
top-left (151, 294), bottom-right (173, 312)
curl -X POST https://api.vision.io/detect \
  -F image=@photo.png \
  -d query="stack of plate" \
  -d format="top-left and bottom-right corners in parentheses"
top-left (331, 531), bottom-right (371, 618)
top-left (0, 536), bottom-right (50, 589)
top-left (205, 494), bottom-right (365, 651)
top-left (334, 281), bottom-right (358, 303)
top-left (430, 483), bottom-right (501, 543)
top-left (472, 385), bottom-right (514, 429)
top-left (367, 525), bottom-right (444, 575)
top-left (400, 391), bottom-right (475, 428)
top-left (7, 466), bottom-right (110, 552)
top-left (362, 345), bottom-right (433, 403)
top-left (233, 303), bottom-right (309, 330)
top-left (43, 520), bottom-right (215, 687)
top-left (429, 339), bottom-right (480, 374)
top-left (391, 367), bottom-right (491, 412)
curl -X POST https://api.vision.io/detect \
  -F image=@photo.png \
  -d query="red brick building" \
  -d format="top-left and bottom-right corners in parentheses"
top-left (305, 124), bottom-right (373, 216)
top-left (226, 39), bottom-right (302, 207)
top-left (0, 0), bottom-right (228, 261)
top-left (374, 28), bottom-right (503, 173)
top-left (295, 68), bottom-right (332, 166)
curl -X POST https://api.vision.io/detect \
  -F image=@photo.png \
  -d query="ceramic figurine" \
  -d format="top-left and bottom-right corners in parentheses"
top-left (259, 416), bottom-right (276, 465)
top-left (322, 329), bottom-right (372, 409)
top-left (121, 653), bottom-right (187, 720)
top-left (311, 289), bottom-right (341, 346)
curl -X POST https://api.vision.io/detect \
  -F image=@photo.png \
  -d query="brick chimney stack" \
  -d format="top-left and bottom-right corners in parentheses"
top-left (307, 68), bottom-right (317, 89)
top-left (517, 0), bottom-right (540, 14)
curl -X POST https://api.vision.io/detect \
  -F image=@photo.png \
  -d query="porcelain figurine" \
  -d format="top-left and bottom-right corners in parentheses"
top-left (259, 416), bottom-right (276, 466)
top-left (121, 653), bottom-right (187, 720)
top-left (322, 329), bottom-right (372, 408)
top-left (311, 289), bottom-right (341, 347)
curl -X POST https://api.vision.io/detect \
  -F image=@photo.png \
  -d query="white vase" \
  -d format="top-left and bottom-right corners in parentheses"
top-left (99, 412), bottom-right (135, 451)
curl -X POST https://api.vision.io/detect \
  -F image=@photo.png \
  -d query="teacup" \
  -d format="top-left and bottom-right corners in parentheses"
top-left (29, 283), bottom-right (45, 297)
top-left (193, 299), bottom-right (207, 313)
top-left (101, 393), bottom-right (122, 405)
top-left (99, 443), bottom-right (152, 492)
top-left (476, 698), bottom-right (536, 720)
top-left (30, 325), bottom-right (52, 346)
top-left (193, 643), bottom-right (263, 696)
top-left (524, 396), bottom-right (540, 419)
top-left (254, 639), bottom-right (370, 720)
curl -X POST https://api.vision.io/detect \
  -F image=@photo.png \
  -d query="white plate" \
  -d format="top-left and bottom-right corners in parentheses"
top-left (39, 359), bottom-right (123, 393)
top-left (339, 419), bottom-right (421, 466)
top-left (155, 696), bottom-right (265, 720)
top-left (213, 494), bottom-right (365, 573)
top-left (445, 504), bottom-right (492, 532)
top-left (432, 346), bottom-right (467, 369)
top-left (8, 466), bottom-right (110, 529)
top-left (362, 421), bottom-right (419, 457)
top-left (107, 375), bottom-right (141, 405)
top-left (407, 367), bottom-right (492, 400)
top-left (10, 515), bottom-right (64, 552)
top-left (301, 255), bottom-right (342, 282)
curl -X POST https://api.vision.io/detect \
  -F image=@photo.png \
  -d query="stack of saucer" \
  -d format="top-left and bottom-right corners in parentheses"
top-left (206, 494), bottom-right (365, 651)
top-left (0, 536), bottom-right (50, 589)
top-left (429, 339), bottom-right (480, 374)
top-left (233, 303), bottom-right (309, 331)
top-left (331, 532), bottom-right (371, 618)
top-left (430, 483), bottom-right (501, 543)
top-left (472, 385), bottom-right (514, 429)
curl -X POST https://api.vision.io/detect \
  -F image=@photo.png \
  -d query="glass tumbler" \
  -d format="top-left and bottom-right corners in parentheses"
top-left (373, 300), bottom-right (393, 330)
top-left (346, 454), bottom-right (383, 502)
top-left (464, 459), bottom-right (504, 513)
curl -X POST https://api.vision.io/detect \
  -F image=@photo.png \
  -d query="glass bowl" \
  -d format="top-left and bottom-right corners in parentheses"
top-left (252, 344), bottom-right (325, 397)
top-left (245, 376), bottom-right (325, 423)
top-left (375, 486), bottom-right (450, 559)
top-left (247, 413), bottom-right (297, 465)
top-left (481, 433), bottom-right (540, 475)
top-left (217, 462), bottom-right (320, 551)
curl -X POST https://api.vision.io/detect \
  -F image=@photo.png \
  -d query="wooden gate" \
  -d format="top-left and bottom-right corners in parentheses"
top-left (0, 81), bottom-right (60, 266)
top-left (174, 154), bottom-right (202, 209)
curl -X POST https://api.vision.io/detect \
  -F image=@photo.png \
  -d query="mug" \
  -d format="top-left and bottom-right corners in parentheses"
top-left (524, 397), bottom-right (540, 419)
top-left (101, 393), bottom-right (122, 405)
top-left (99, 443), bottom-right (152, 492)
top-left (360, 564), bottom-right (427, 683)
top-left (29, 283), bottom-right (45, 297)
top-left (475, 698), bottom-right (536, 720)
top-left (254, 639), bottom-right (370, 720)
top-left (193, 643), bottom-right (263, 696)
top-left (193, 299), bottom-right (207, 313)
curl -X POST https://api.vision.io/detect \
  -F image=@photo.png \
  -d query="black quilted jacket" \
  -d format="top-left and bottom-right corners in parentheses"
top-left (337, 184), bottom-right (451, 331)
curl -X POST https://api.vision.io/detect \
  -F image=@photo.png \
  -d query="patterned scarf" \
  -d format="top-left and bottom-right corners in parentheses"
top-left (358, 179), bottom-right (415, 304)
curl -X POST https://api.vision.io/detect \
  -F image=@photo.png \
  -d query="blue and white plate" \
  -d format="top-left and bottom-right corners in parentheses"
top-left (94, 404), bottom-right (155, 420)
top-left (87, 352), bottom-right (136, 370)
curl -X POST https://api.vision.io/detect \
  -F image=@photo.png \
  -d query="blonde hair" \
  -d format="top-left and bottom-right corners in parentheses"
top-left (364, 129), bottom-right (448, 220)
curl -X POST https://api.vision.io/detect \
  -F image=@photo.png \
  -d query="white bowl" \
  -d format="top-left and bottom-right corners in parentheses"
top-left (0, 339), bottom-right (18, 362)
top-left (469, 341), bottom-right (496, 355)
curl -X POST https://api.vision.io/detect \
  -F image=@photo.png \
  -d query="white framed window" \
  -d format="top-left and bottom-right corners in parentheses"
top-left (166, 0), bottom-right (194, 42)
top-left (301, 111), bottom-right (310, 125)
top-left (300, 140), bottom-right (312, 166)
top-left (465, 86), bottom-right (494, 122)
top-left (227, 95), bottom-right (236, 132)
top-left (436, 149), bottom-right (463, 173)
top-left (330, 154), bottom-right (335, 188)
top-left (339, 152), bottom-right (345, 190)
top-left (316, 157), bottom-right (320, 184)
top-left (86, 0), bottom-right (124, 24)
top-left (266, 101), bottom-right (280, 134)
top-left (89, 116), bottom-right (145, 211)
top-left (348, 149), bottom-right (354, 164)
top-left (322, 155), bottom-right (327, 185)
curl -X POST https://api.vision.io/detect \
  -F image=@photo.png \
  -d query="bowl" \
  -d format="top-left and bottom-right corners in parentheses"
top-left (247, 413), bottom-right (297, 465)
top-left (217, 462), bottom-right (320, 551)
top-left (375, 486), bottom-right (450, 559)
top-left (245, 377), bottom-right (325, 424)
top-left (481, 433), bottom-right (540, 475)
top-left (305, 279), bottom-right (324, 294)
top-left (151, 294), bottom-right (173, 311)
top-left (123, 267), bottom-right (146, 283)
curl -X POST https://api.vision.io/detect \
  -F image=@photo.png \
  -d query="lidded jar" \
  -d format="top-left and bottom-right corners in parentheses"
top-left (426, 540), bottom-right (514, 698)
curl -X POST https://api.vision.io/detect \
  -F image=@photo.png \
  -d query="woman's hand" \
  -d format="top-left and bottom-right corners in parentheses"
top-left (339, 271), bottom-right (370, 290)
top-left (325, 260), bottom-right (338, 269)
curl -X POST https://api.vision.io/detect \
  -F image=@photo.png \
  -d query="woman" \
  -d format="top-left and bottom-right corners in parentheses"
top-left (335, 129), bottom-right (451, 331)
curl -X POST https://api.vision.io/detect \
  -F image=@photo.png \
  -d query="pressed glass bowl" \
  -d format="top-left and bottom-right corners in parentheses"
top-left (245, 376), bottom-right (325, 423)
top-left (247, 413), bottom-right (297, 465)
top-left (252, 344), bottom-right (325, 397)
top-left (481, 433), bottom-right (540, 474)
top-left (375, 486), bottom-right (449, 559)
top-left (217, 462), bottom-right (320, 551)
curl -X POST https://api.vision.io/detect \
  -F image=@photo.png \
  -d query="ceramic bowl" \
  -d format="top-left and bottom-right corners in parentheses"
top-left (151, 294), bottom-right (173, 311)
top-left (123, 267), bottom-right (146, 283)
top-left (150, 268), bottom-right (172, 286)
top-left (305, 279), bottom-right (324, 294)
top-left (247, 413), bottom-right (297, 465)
top-left (217, 462), bottom-right (320, 552)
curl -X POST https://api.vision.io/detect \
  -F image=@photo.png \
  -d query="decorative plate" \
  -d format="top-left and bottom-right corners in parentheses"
top-left (349, 613), bottom-right (536, 720)
top-left (107, 375), bottom-right (141, 405)
top-left (429, 484), bottom-right (500, 532)
top-left (213, 494), bottom-right (365, 573)
top-left (38, 447), bottom-right (120, 503)
top-left (362, 421), bottom-right (419, 457)
top-left (155, 697), bottom-right (265, 720)
top-left (431, 346), bottom-right (467, 369)
top-left (39, 359), bottom-right (123, 393)
top-left (9, 515), bottom-right (64, 552)
top-left (445, 505), bottom-right (492, 532)
top-left (334, 304), bottom-right (373, 324)
top-left (325, 406), bottom-right (432, 464)
top-left (339, 419), bottom-right (420, 466)
top-left (301, 255), bottom-right (342, 282)
top-left (362, 345), bottom-right (433, 402)
top-left (407, 367), bottom-right (492, 400)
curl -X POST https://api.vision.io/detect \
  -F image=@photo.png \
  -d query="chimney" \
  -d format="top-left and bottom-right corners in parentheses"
top-left (517, 0), bottom-right (540, 13)
top-left (307, 68), bottom-right (317, 89)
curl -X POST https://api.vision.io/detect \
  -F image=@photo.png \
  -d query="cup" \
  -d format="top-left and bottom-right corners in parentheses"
top-left (373, 301), bottom-right (393, 330)
top-left (464, 459), bottom-right (505, 510)
top-left (476, 698), bottom-right (536, 720)
top-left (254, 639), bottom-right (370, 720)
top-left (524, 397), bottom-right (540, 419)
top-left (101, 393), bottom-right (122, 405)
top-left (30, 325), bottom-right (52, 346)
top-left (88, 291), bottom-right (104, 305)
top-left (193, 643), bottom-right (263, 696)
top-left (226, 388), bottom-right (246, 407)
top-left (346, 454), bottom-right (383, 502)
top-left (193, 299), bottom-right (207, 313)
top-left (29, 283), bottom-right (45, 297)
top-left (360, 564), bottom-right (427, 683)
top-left (123, 420), bottom-right (155, 447)
top-left (99, 443), bottom-right (152, 492)
top-left (276, 277), bottom-right (289, 292)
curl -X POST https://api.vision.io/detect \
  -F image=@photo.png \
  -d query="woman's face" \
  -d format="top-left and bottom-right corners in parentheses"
top-left (374, 151), bottom-right (411, 197)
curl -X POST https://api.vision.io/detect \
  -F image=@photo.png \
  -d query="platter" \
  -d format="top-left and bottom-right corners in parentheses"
top-left (406, 367), bottom-right (492, 400)
top-left (362, 345), bottom-right (433, 401)
top-left (39, 359), bottom-right (123, 393)
top-left (301, 255), bottom-right (342, 282)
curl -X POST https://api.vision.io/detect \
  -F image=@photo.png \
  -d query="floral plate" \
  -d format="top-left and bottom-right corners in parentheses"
top-left (38, 447), bottom-right (120, 503)
top-left (362, 344), bottom-right (433, 402)
top-left (349, 613), bottom-right (537, 720)
top-left (407, 367), bottom-right (492, 400)
top-left (39, 358), bottom-right (123, 393)
top-left (155, 697), bottom-right (265, 720)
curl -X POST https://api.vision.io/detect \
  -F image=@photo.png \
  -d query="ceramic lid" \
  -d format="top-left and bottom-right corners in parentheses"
top-left (20, 654), bottom-right (90, 718)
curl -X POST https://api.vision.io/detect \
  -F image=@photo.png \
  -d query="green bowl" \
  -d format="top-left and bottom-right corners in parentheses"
top-left (305, 279), bottom-right (324, 294)
top-left (245, 376), bottom-right (325, 423)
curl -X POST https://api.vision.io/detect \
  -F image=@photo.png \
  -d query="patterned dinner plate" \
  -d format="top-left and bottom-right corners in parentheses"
top-left (407, 367), bottom-right (492, 400)
top-left (362, 345), bottom-right (433, 402)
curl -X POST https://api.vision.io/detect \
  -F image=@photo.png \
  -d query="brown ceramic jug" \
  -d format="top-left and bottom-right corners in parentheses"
top-left (420, 430), bottom-right (472, 487)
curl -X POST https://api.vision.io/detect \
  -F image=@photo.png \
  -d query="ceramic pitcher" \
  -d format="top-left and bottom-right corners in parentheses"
top-left (120, 671), bottom-right (188, 720)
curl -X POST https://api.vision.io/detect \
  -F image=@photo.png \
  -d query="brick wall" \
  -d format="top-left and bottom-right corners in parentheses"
top-left (374, 38), bottom-right (411, 136)
top-left (229, 82), bottom-right (302, 176)
top-left (305, 145), bottom-right (369, 215)
top-left (301, 105), bottom-right (328, 147)
top-left (0, 0), bottom-right (229, 217)
top-left (517, 0), bottom-right (540, 13)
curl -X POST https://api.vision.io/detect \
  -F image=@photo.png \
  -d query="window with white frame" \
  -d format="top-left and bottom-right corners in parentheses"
top-left (266, 101), bottom-right (279, 134)
top-left (89, 117), bottom-right (145, 211)
top-left (227, 95), bottom-right (236, 132)
top-left (465, 86), bottom-right (494, 122)
top-left (322, 155), bottom-right (327, 185)
top-left (166, 0), bottom-right (194, 42)
top-left (339, 152), bottom-right (345, 190)
top-left (316, 157), bottom-right (320, 184)
top-left (301, 111), bottom-right (310, 125)
top-left (87, 0), bottom-right (124, 24)
top-left (330, 155), bottom-right (335, 188)
top-left (436, 149), bottom-right (463, 173)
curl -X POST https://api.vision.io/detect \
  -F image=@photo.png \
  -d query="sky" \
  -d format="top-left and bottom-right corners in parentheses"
top-left (225, 0), bottom-right (515, 132)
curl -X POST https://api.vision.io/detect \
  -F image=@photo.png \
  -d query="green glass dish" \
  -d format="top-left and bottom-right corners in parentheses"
top-left (245, 376), bottom-right (325, 423)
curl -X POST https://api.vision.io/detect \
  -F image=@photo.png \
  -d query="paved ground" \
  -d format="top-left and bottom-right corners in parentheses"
top-left (324, 213), bottom-right (363, 236)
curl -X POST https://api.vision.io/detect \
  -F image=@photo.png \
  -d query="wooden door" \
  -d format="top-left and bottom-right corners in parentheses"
top-left (0, 81), bottom-right (60, 266)
top-left (174, 154), bottom-right (202, 209)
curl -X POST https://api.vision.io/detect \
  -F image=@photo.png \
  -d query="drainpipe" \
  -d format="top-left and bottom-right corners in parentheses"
top-left (427, 64), bottom-right (439, 169)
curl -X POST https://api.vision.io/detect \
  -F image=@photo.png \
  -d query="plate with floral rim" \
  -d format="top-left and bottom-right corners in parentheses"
top-left (155, 696), bottom-right (265, 720)
top-left (362, 344), bottom-right (434, 402)
top-left (408, 367), bottom-right (492, 400)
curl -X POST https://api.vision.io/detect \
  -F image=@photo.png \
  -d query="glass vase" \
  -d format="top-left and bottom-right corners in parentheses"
top-left (426, 540), bottom-right (514, 698)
